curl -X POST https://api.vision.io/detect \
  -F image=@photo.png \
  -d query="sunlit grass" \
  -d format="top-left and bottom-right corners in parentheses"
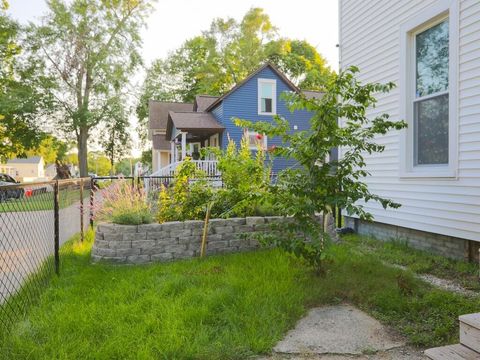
top-left (1, 232), bottom-right (480, 359)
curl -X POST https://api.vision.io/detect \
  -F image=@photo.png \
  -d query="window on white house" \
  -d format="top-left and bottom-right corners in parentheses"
top-left (413, 18), bottom-right (449, 166)
top-left (258, 79), bottom-right (276, 115)
top-left (247, 130), bottom-right (267, 150)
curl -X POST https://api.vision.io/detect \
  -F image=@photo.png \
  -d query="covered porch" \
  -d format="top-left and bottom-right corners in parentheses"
top-left (153, 111), bottom-right (225, 176)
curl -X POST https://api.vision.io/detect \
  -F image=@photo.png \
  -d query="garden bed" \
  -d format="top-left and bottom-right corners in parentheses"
top-left (92, 215), bottom-right (334, 264)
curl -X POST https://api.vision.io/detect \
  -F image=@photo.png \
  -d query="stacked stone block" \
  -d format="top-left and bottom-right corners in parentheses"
top-left (92, 216), bottom-right (288, 264)
top-left (345, 217), bottom-right (468, 260)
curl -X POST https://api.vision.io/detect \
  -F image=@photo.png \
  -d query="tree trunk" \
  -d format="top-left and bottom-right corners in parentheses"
top-left (78, 127), bottom-right (89, 177)
top-left (109, 155), bottom-right (114, 176)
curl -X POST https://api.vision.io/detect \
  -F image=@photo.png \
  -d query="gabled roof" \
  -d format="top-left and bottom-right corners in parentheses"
top-left (193, 95), bottom-right (219, 112)
top-left (148, 100), bottom-right (193, 129)
top-left (166, 112), bottom-right (225, 139)
top-left (204, 62), bottom-right (302, 112)
top-left (7, 156), bottom-right (43, 164)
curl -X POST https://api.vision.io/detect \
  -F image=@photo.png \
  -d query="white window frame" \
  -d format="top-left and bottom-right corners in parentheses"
top-left (399, 0), bottom-right (458, 179)
top-left (246, 130), bottom-right (268, 150)
top-left (258, 79), bottom-right (277, 115)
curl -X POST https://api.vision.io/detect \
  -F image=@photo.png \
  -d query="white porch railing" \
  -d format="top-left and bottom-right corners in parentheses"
top-left (144, 160), bottom-right (221, 194)
top-left (150, 160), bottom-right (220, 177)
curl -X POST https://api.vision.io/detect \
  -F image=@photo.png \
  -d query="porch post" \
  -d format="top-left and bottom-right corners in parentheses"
top-left (181, 132), bottom-right (187, 160)
top-left (170, 141), bottom-right (175, 164)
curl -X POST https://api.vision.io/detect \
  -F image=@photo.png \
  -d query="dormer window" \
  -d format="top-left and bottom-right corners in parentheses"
top-left (258, 79), bottom-right (276, 115)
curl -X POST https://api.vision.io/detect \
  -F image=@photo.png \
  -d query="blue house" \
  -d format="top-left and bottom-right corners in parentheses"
top-left (149, 63), bottom-right (321, 175)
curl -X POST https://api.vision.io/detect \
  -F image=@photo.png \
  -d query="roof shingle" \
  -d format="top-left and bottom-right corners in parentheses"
top-left (148, 101), bottom-right (193, 130)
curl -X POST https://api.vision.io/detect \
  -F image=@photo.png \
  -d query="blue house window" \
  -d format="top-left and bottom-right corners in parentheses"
top-left (258, 79), bottom-right (276, 115)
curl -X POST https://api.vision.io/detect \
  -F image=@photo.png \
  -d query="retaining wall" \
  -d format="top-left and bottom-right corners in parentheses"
top-left (92, 215), bottom-right (334, 264)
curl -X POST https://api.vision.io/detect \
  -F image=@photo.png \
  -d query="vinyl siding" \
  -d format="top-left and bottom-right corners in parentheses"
top-left (339, 0), bottom-right (480, 241)
top-left (211, 103), bottom-right (224, 146)
top-left (218, 67), bottom-right (313, 173)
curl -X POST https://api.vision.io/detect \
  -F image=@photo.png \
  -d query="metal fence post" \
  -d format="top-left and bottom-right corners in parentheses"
top-left (89, 178), bottom-right (94, 228)
top-left (54, 180), bottom-right (60, 275)
top-left (80, 178), bottom-right (84, 242)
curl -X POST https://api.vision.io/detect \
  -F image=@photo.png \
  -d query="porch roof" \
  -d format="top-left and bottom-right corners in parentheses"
top-left (166, 111), bottom-right (225, 139)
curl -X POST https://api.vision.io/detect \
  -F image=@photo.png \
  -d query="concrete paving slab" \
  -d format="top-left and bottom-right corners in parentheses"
top-left (273, 304), bottom-right (406, 356)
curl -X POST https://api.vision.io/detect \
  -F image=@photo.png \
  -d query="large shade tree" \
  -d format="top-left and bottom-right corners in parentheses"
top-left (136, 7), bottom-right (334, 141)
top-left (28, 0), bottom-right (153, 176)
top-left (0, 1), bottom-right (55, 161)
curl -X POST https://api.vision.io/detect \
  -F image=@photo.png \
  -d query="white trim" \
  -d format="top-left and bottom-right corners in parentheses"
top-left (258, 78), bottom-right (277, 115)
top-left (399, 0), bottom-right (458, 179)
top-left (181, 132), bottom-right (187, 160)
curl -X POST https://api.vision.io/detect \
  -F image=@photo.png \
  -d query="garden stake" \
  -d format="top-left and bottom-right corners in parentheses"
top-left (200, 202), bottom-right (213, 257)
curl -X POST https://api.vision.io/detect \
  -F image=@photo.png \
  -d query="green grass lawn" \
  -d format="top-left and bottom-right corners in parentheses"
top-left (0, 189), bottom-right (89, 212)
top-left (343, 234), bottom-right (480, 291)
top-left (1, 232), bottom-right (479, 359)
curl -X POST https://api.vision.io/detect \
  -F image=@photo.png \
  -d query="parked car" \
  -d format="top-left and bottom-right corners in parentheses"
top-left (0, 173), bottom-right (24, 202)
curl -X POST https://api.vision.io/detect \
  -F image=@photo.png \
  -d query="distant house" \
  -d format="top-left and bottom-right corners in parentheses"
top-left (339, 0), bottom-right (480, 260)
top-left (0, 164), bottom-right (16, 177)
top-left (7, 156), bottom-right (45, 182)
top-left (148, 63), bottom-right (321, 175)
top-left (45, 163), bottom-right (57, 179)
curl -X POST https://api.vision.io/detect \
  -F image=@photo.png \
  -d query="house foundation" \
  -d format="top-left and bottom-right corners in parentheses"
top-left (344, 217), bottom-right (480, 262)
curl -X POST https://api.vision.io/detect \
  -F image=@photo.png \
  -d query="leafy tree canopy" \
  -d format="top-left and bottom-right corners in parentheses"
top-left (28, 0), bottom-right (153, 176)
top-left (88, 152), bottom-right (112, 176)
top-left (136, 7), bottom-right (334, 141)
top-left (0, 6), bottom-right (55, 161)
top-left (25, 134), bottom-right (69, 164)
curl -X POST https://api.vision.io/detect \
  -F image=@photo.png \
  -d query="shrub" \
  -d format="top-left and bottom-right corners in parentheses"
top-left (157, 138), bottom-right (275, 223)
top-left (208, 135), bottom-right (273, 218)
top-left (95, 180), bottom-right (153, 225)
top-left (157, 158), bottom-right (214, 223)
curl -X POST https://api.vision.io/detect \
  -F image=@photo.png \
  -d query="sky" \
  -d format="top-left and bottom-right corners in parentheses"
top-left (8, 0), bottom-right (339, 156)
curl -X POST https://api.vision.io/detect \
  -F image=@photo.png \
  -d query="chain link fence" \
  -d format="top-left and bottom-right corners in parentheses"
top-left (0, 178), bottom-right (92, 330)
top-left (1, 173), bottom-right (276, 331)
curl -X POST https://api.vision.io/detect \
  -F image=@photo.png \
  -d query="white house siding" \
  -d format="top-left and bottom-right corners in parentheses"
top-left (339, 0), bottom-right (480, 242)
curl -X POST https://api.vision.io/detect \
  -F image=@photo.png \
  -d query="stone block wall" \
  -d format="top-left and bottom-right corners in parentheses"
top-left (92, 216), bottom-right (294, 264)
top-left (344, 217), bottom-right (472, 260)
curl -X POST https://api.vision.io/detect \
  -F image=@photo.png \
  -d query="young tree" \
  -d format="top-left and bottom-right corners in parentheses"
top-left (99, 96), bottom-right (131, 174)
top-left (234, 67), bottom-right (407, 272)
top-left (29, 0), bottom-right (152, 176)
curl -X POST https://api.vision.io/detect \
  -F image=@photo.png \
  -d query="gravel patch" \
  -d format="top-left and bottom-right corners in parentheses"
top-left (388, 263), bottom-right (478, 297)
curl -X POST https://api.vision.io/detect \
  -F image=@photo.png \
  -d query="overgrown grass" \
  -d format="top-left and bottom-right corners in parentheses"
top-left (343, 234), bottom-right (480, 290)
top-left (1, 232), bottom-right (480, 359)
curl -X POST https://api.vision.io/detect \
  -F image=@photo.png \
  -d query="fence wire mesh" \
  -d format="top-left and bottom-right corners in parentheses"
top-left (0, 174), bottom-right (266, 331)
top-left (0, 178), bottom-right (91, 331)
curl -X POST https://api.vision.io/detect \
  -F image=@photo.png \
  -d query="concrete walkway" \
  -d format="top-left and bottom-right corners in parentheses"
top-left (260, 305), bottom-right (427, 360)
